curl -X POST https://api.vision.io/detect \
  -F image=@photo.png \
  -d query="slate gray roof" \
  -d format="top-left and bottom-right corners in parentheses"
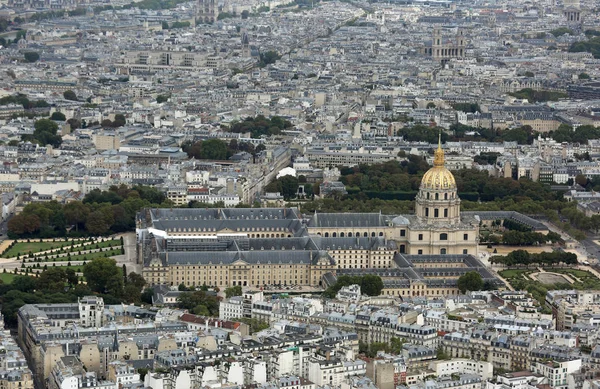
top-left (307, 212), bottom-right (391, 228)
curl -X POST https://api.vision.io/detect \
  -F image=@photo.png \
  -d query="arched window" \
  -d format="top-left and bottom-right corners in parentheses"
top-left (324, 232), bottom-right (329, 237)
top-left (379, 232), bottom-right (384, 236)
top-left (444, 193), bottom-right (448, 200)
top-left (340, 232), bottom-right (345, 237)
top-left (332, 232), bottom-right (337, 237)
top-left (440, 233), bottom-right (448, 240)
top-left (364, 232), bottom-right (368, 237)
top-left (348, 232), bottom-right (353, 237)
top-left (440, 248), bottom-right (447, 255)
top-left (371, 232), bottom-right (376, 237)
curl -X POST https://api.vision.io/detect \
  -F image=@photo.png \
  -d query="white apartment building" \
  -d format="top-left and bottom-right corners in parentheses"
top-left (219, 296), bottom-right (244, 321)
top-left (429, 359), bottom-right (493, 380)
top-left (532, 360), bottom-right (581, 389)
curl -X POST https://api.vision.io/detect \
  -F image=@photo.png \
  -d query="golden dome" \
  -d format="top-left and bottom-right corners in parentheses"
top-left (420, 134), bottom-right (457, 190)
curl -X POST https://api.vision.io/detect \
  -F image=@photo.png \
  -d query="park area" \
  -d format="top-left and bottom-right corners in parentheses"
top-left (499, 267), bottom-right (600, 305)
top-left (0, 237), bottom-right (125, 283)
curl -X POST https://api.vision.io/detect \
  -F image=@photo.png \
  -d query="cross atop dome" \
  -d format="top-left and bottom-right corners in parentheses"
top-left (433, 132), bottom-right (445, 167)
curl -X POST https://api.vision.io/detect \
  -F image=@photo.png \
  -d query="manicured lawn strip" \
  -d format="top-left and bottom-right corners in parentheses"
top-left (3, 241), bottom-right (73, 258)
top-left (33, 248), bottom-right (124, 262)
top-left (4, 239), bottom-right (122, 259)
top-left (0, 273), bottom-right (16, 283)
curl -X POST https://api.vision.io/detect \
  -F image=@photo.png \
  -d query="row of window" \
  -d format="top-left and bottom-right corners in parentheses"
top-left (321, 232), bottom-right (384, 237)
top-left (417, 233), bottom-right (469, 241)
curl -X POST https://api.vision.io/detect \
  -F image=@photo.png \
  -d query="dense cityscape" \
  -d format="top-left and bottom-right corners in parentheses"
top-left (1, 0), bottom-right (600, 387)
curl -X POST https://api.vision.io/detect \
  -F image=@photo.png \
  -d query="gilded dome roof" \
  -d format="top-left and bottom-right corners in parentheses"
top-left (420, 135), bottom-right (457, 190)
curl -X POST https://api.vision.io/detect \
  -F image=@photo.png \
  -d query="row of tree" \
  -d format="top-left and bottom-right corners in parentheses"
top-left (229, 115), bottom-right (293, 138)
top-left (508, 88), bottom-right (568, 102)
top-left (182, 138), bottom-right (265, 160)
top-left (339, 162), bottom-right (559, 203)
top-left (500, 230), bottom-right (562, 246)
top-left (490, 249), bottom-right (577, 267)
top-left (7, 185), bottom-right (168, 238)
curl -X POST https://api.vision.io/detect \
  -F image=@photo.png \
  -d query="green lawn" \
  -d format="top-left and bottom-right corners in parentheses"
top-left (2, 241), bottom-right (73, 258)
top-left (24, 248), bottom-right (123, 263)
top-left (499, 269), bottom-right (531, 279)
top-left (0, 273), bottom-right (16, 284)
top-left (26, 265), bottom-right (85, 272)
top-left (3, 239), bottom-right (121, 259)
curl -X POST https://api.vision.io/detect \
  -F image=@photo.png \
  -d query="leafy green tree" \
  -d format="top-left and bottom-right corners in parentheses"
top-left (63, 201), bottom-right (90, 231)
top-left (141, 288), bottom-right (154, 304)
top-left (259, 50), bottom-right (281, 67)
top-left (85, 209), bottom-right (114, 235)
top-left (24, 52), bottom-right (40, 62)
top-left (65, 268), bottom-right (79, 286)
top-left (279, 175), bottom-right (299, 200)
top-left (37, 268), bottom-right (67, 292)
top-left (11, 275), bottom-right (37, 292)
top-left (50, 112), bottom-right (66, 121)
top-left (63, 90), bottom-right (78, 101)
top-left (128, 272), bottom-right (146, 289)
top-left (457, 271), bottom-right (483, 294)
top-left (360, 274), bottom-right (384, 296)
top-left (83, 258), bottom-right (122, 295)
top-left (123, 284), bottom-right (141, 303)
top-left (225, 285), bottom-right (242, 298)
top-left (241, 10), bottom-right (249, 18)
top-left (156, 94), bottom-right (170, 103)
top-left (436, 347), bottom-right (451, 360)
top-left (24, 118), bottom-right (62, 147)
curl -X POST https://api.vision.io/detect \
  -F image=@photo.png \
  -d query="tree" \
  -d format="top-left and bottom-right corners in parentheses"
top-left (241, 10), bottom-right (249, 18)
top-left (360, 274), bottom-right (384, 296)
top-left (200, 139), bottom-right (228, 160)
top-left (50, 112), bottom-right (66, 121)
top-left (85, 209), bottom-right (113, 235)
top-left (24, 52), bottom-right (40, 63)
top-left (7, 214), bottom-right (41, 235)
top-left (11, 275), bottom-right (37, 292)
top-left (141, 288), bottom-right (154, 304)
top-left (279, 175), bottom-right (299, 200)
top-left (457, 271), bottom-right (483, 294)
top-left (83, 258), bottom-right (122, 295)
top-left (22, 118), bottom-right (62, 147)
top-left (436, 347), bottom-right (451, 360)
top-left (426, 102), bottom-right (436, 109)
top-left (225, 285), bottom-right (242, 298)
top-left (63, 90), bottom-right (78, 101)
top-left (65, 268), bottom-right (79, 286)
top-left (156, 94), bottom-right (170, 103)
top-left (128, 272), bottom-right (146, 289)
top-left (67, 118), bottom-right (81, 129)
top-left (113, 114), bottom-right (126, 127)
top-left (63, 201), bottom-right (90, 231)
top-left (37, 268), bottom-right (67, 292)
top-left (259, 50), bottom-right (281, 67)
top-left (123, 284), bottom-right (141, 303)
